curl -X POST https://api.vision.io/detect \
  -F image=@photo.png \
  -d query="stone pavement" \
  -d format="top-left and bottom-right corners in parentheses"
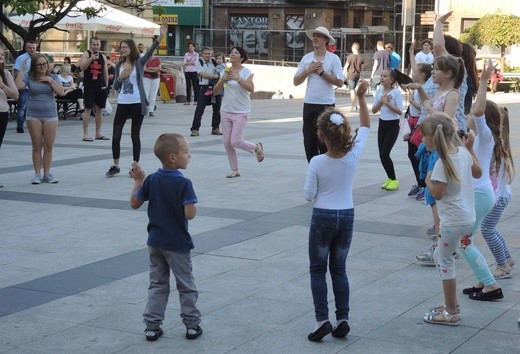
top-left (1, 93), bottom-right (519, 353)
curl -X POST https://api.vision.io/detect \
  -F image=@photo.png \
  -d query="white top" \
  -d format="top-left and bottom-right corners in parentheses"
top-left (117, 67), bottom-right (140, 104)
top-left (408, 89), bottom-right (422, 117)
top-left (220, 66), bottom-right (253, 114)
top-left (57, 74), bottom-right (74, 88)
top-left (472, 114), bottom-right (495, 193)
top-left (304, 127), bottom-right (370, 209)
top-left (14, 52), bottom-right (32, 88)
top-left (494, 161), bottom-right (512, 201)
top-left (415, 51), bottom-right (434, 64)
top-left (374, 87), bottom-right (403, 121)
top-left (295, 51), bottom-right (343, 105)
top-left (431, 147), bottom-right (476, 227)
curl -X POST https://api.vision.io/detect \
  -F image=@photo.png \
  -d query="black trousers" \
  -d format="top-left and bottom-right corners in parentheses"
top-left (302, 103), bottom-right (332, 162)
top-left (190, 86), bottom-right (222, 131)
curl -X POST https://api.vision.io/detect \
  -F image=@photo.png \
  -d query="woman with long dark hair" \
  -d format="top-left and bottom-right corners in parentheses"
top-left (105, 24), bottom-right (167, 177)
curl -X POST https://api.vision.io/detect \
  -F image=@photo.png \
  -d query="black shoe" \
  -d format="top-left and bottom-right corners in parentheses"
top-left (186, 325), bottom-right (202, 340)
top-left (145, 327), bottom-right (163, 341)
top-left (469, 288), bottom-right (504, 301)
top-left (105, 165), bottom-right (120, 177)
top-left (16, 126), bottom-right (24, 133)
top-left (307, 321), bottom-right (332, 342)
top-left (462, 286), bottom-right (484, 295)
top-left (331, 321), bottom-right (350, 338)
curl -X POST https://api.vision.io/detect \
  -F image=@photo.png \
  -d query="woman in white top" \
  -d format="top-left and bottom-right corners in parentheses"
top-left (0, 47), bottom-right (19, 188)
top-left (57, 64), bottom-right (84, 111)
top-left (303, 81), bottom-right (370, 341)
top-left (213, 46), bottom-right (264, 178)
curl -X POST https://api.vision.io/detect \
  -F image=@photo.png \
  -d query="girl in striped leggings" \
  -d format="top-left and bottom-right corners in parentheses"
top-left (480, 106), bottom-right (515, 279)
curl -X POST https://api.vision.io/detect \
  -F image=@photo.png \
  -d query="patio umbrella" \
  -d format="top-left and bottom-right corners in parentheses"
top-left (9, 0), bottom-right (160, 36)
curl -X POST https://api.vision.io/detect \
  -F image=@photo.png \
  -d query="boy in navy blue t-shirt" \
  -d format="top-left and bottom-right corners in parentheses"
top-left (130, 133), bottom-right (202, 342)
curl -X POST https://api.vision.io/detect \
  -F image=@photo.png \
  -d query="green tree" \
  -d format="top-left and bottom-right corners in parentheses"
top-left (460, 12), bottom-right (520, 58)
top-left (0, 0), bottom-right (103, 57)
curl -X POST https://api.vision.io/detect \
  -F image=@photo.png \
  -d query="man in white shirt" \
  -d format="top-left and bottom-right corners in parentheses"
top-left (415, 39), bottom-right (434, 64)
top-left (294, 26), bottom-right (343, 162)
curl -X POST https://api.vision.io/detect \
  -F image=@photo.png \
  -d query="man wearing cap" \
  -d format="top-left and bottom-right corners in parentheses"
top-left (294, 26), bottom-right (343, 162)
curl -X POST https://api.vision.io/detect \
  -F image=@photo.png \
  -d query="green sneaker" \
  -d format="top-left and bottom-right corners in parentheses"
top-left (381, 178), bottom-right (392, 189)
top-left (386, 179), bottom-right (400, 191)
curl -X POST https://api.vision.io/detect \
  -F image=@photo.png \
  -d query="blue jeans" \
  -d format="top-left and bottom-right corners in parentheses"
top-left (17, 89), bottom-right (30, 127)
top-left (309, 208), bottom-right (354, 322)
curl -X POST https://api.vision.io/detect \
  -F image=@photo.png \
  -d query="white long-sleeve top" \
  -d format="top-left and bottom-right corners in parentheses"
top-left (472, 114), bottom-right (494, 192)
top-left (304, 127), bottom-right (370, 209)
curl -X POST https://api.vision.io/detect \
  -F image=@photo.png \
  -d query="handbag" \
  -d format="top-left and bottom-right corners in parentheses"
top-left (408, 116), bottom-right (422, 147)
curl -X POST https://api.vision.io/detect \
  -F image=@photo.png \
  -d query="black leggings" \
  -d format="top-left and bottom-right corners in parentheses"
top-left (0, 112), bottom-right (7, 148)
top-left (112, 103), bottom-right (143, 162)
top-left (377, 119), bottom-right (399, 180)
top-left (185, 71), bottom-right (199, 103)
top-left (407, 141), bottom-right (426, 187)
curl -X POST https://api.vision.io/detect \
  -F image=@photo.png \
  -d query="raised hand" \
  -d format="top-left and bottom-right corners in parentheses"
top-left (356, 80), bottom-right (369, 96)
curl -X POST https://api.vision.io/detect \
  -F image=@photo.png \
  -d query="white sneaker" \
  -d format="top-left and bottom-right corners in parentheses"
top-left (31, 174), bottom-right (42, 184)
top-left (42, 173), bottom-right (59, 184)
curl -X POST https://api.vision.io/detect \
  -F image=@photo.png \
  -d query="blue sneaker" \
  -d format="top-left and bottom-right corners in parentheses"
top-left (415, 187), bottom-right (425, 201)
top-left (408, 185), bottom-right (420, 196)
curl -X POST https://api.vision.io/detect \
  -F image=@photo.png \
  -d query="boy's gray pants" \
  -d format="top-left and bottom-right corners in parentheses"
top-left (143, 246), bottom-right (201, 330)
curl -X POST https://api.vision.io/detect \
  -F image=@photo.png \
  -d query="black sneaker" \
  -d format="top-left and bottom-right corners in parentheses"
top-left (105, 165), bottom-right (120, 177)
top-left (185, 325), bottom-right (203, 340)
top-left (16, 126), bottom-right (24, 133)
top-left (145, 327), bottom-right (163, 341)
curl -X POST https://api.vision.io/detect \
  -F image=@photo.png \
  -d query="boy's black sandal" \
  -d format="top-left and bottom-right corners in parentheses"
top-left (186, 325), bottom-right (203, 340)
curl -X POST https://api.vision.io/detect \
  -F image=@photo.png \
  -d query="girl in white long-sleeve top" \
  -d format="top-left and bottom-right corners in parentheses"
top-left (303, 81), bottom-right (370, 342)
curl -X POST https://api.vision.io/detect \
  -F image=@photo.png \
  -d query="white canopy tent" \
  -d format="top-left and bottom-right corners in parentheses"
top-left (9, 0), bottom-right (160, 36)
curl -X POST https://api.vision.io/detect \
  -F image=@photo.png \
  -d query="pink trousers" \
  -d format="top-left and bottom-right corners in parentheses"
top-left (220, 110), bottom-right (256, 171)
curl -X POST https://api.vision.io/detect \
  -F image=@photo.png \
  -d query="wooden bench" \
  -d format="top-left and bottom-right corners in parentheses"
top-left (56, 98), bottom-right (81, 120)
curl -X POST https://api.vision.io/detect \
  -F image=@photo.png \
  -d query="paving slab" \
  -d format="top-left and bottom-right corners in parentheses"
top-left (1, 92), bottom-right (520, 353)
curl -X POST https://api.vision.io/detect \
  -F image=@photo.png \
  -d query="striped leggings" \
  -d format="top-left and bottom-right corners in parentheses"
top-left (480, 197), bottom-right (511, 266)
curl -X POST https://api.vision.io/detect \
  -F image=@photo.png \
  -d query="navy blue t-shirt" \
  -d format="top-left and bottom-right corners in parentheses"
top-left (136, 169), bottom-right (198, 253)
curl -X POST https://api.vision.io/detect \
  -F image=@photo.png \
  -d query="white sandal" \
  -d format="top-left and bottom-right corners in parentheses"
top-left (423, 309), bottom-right (460, 326)
top-left (226, 170), bottom-right (240, 178)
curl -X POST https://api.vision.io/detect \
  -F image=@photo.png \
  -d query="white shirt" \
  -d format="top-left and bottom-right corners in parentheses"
top-left (220, 67), bottom-right (253, 114)
top-left (57, 74), bottom-right (74, 88)
top-left (415, 51), bottom-right (434, 64)
top-left (295, 51), bottom-right (343, 105)
top-left (196, 59), bottom-right (217, 85)
top-left (304, 127), bottom-right (370, 209)
top-left (494, 162), bottom-right (512, 201)
top-left (374, 87), bottom-right (403, 121)
top-left (408, 89), bottom-right (422, 117)
top-left (117, 67), bottom-right (140, 104)
top-left (431, 147), bottom-right (476, 227)
top-left (472, 114), bottom-right (495, 193)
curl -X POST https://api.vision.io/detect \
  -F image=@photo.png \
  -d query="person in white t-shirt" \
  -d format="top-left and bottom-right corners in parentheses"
top-left (294, 26), bottom-right (344, 162)
top-left (304, 81), bottom-right (370, 341)
top-left (213, 46), bottom-right (264, 178)
top-left (415, 39), bottom-right (434, 64)
top-left (421, 114), bottom-right (481, 327)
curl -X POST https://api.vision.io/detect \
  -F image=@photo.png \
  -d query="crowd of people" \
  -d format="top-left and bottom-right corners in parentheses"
top-left (1, 9), bottom-right (517, 344)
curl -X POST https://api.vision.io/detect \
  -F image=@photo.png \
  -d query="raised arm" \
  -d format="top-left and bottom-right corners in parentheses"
top-left (471, 59), bottom-right (494, 116)
top-left (409, 41), bottom-right (418, 72)
top-left (433, 12), bottom-right (452, 57)
top-left (357, 80), bottom-right (370, 128)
